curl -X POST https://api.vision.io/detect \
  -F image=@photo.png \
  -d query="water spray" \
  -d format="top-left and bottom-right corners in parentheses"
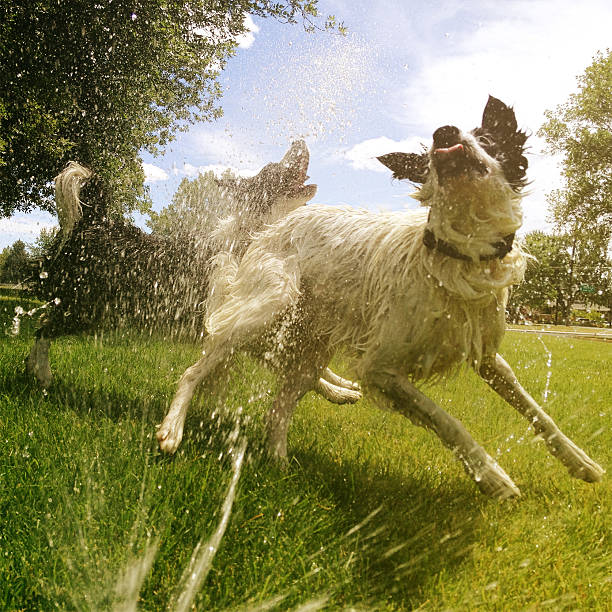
top-left (168, 438), bottom-right (248, 612)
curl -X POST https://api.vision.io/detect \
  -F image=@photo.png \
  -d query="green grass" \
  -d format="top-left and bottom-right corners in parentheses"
top-left (0, 292), bottom-right (610, 610)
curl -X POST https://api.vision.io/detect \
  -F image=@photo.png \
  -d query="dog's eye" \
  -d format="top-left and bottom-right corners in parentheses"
top-left (477, 135), bottom-right (496, 154)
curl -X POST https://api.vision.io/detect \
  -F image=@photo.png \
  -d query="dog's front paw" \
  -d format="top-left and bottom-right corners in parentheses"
top-left (472, 461), bottom-right (521, 499)
top-left (572, 459), bottom-right (605, 483)
top-left (25, 339), bottom-right (53, 388)
top-left (156, 421), bottom-right (183, 455)
top-left (555, 437), bottom-right (605, 483)
top-left (477, 471), bottom-right (521, 500)
top-left (25, 357), bottom-right (53, 388)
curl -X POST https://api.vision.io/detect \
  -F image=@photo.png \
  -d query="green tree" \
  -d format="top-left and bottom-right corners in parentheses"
top-left (0, 240), bottom-right (30, 284)
top-left (27, 226), bottom-right (60, 260)
top-left (148, 170), bottom-right (238, 238)
top-left (0, 1), bottom-right (340, 218)
top-left (510, 230), bottom-right (611, 324)
top-left (536, 50), bottom-right (612, 325)
top-left (539, 50), bottom-right (612, 237)
top-left (509, 232), bottom-right (570, 321)
top-left (0, 246), bottom-right (9, 277)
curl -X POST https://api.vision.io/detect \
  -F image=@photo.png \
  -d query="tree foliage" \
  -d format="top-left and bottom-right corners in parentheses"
top-left (0, 0), bottom-right (339, 218)
top-left (510, 232), bottom-right (568, 314)
top-left (0, 246), bottom-right (9, 277)
top-left (26, 226), bottom-right (60, 260)
top-left (510, 230), bottom-right (611, 324)
top-left (0, 240), bottom-right (29, 284)
top-left (147, 170), bottom-right (238, 238)
top-left (539, 50), bottom-right (612, 236)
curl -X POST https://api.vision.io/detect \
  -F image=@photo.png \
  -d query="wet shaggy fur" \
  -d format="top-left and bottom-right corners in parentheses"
top-left (26, 142), bottom-right (349, 390)
top-left (157, 97), bottom-right (604, 498)
top-left (33, 201), bottom-right (211, 339)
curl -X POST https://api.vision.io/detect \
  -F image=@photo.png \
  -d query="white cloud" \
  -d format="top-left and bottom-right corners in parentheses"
top-left (193, 12), bottom-right (260, 50)
top-left (236, 14), bottom-right (260, 49)
top-left (343, 136), bottom-right (427, 172)
top-left (0, 213), bottom-right (58, 249)
top-left (394, 0), bottom-right (612, 133)
top-left (143, 163), bottom-right (169, 183)
top-left (177, 162), bottom-right (257, 179)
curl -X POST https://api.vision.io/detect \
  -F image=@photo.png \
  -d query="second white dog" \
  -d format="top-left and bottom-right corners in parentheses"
top-left (157, 97), bottom-right (603, 498)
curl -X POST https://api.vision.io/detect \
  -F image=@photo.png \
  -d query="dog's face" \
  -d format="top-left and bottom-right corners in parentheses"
top-left (377, 96), bottom-right (528, 192)
top-left (258, 139), bottom-right (318, 206)
top-left (218, 140), bottom-right (317, 218)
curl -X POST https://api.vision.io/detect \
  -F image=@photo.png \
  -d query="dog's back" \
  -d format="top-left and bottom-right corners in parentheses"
top-left (210, 201), bottom-right (522, 381)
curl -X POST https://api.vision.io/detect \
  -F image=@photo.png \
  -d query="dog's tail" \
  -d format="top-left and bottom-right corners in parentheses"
top-left (54, 162), bottom-right (93, 238)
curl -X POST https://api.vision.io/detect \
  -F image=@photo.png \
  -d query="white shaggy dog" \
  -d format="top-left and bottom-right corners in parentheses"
top-left (157, 97), bottom-right (603, 498)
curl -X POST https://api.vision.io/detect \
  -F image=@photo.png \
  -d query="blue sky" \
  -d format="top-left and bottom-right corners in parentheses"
top-left (2, 0), bottom-right (612, 250)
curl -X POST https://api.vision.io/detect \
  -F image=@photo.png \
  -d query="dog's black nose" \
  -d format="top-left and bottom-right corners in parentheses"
top-left (433, 125), bottom-right (461, 149)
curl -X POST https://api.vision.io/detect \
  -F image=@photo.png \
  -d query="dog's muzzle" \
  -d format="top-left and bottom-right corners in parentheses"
top-left (432, 125), bottom-right (487, 180)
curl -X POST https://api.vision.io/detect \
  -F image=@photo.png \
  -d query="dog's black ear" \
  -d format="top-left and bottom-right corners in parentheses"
top-left (377, 152), bottom-right (429, 183)
top-left (481, 96), bottom-right (519, 137)
top-left (478, 96), bottom-right (528, 190)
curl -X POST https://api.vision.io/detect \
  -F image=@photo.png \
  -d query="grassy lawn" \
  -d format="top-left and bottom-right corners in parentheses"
top-left (1, 291), bottom-right (610, 610)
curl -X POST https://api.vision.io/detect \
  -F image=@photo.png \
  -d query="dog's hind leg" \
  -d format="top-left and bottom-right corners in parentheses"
top-left (264, 308), bottom-right (334, 460)
top-left (266, 347), bottom-right (329, 460)
top-left (26, 335), bottom-right (53, 388)
top-left (479, 353), bottom-right (604, 483)
top-left (266, 375), bottom-right (315, 461)
top-left (315, 376), bottom-right (362, 404)
top-left (375, 373), bottom-right (520, 499)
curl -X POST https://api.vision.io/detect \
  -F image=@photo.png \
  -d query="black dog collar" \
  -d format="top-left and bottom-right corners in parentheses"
top-left (423, 228), bottom-right (515, 262)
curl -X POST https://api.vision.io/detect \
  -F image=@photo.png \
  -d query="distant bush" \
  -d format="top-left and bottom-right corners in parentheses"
top-left (572, 309), bottom-right (606, 327)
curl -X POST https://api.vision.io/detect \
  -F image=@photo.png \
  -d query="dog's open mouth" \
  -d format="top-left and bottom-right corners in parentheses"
top-left (288, 179), bottom-right (317, 201)
top-left (282, 141), bottom-right (317, 198)
top-left (433, 142), bottom-right (488, 180)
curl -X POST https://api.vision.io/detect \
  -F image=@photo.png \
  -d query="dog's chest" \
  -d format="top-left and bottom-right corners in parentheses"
top-left (364, 285), bottom-right (506, 379)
